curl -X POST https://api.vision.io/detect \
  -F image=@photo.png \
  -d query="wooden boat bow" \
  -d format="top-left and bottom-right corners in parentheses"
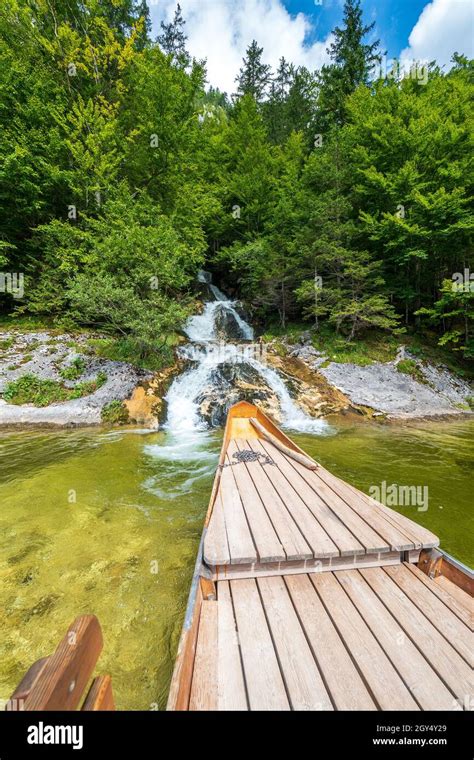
top-left (168, 402), bottom-right (473, 711)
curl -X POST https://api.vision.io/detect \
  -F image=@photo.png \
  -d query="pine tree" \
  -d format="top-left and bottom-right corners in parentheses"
top-left (235, 40), bottom-right (272, 102)
top-left (264, 58), bottom-right (293, 142)
top-left (317, 0), bottom-right (381, 129)
top-left (157, 3), bottom-right (190, 67)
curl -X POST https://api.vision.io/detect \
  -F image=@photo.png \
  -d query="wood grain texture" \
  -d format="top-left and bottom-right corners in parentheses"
top-left (82, 675), bottom-right (115, 711)
top-left (285, 574), bottom-right (376, 710)
top-left (189, 601), bottom-right (218, 710)
top-left (310, 571), bottom-right (419, 710)
top-left (337, 570), bottom-right (457, 710)
top-left (23, 615), bottom-right (103, 711)
top-left (385, 564), bottom-right (473, 666)
top-left (228, 440), bottom-right (285, 562)
top-left (231, 578), bottom-right (290, 710)
top-left (217, 581), bottom-right (247, 710)
top-left (235, 438), bottom-right (313, 561)
top-left (257, 575), bottom-right (333, 710)
top-left (220, 458), bottom-right (257, 564)
top-left (361, 567), bottom-right (472, 701)
top-left (260, 440), bottom-right (365, 556)
top-left (406, 562), bottom-right (472, 627)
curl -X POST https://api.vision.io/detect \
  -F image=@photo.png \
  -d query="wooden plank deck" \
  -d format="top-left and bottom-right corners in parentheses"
top-left (203, 436), bottom-right (439, 573)
top-left (189, 564), bottom-right (472, 711)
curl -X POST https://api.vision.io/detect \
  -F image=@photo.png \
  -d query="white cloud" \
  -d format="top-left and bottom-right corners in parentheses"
top-left (400, 0), bottom-right (474, 68)
top-left (147, 0), bottom-right (333, 93)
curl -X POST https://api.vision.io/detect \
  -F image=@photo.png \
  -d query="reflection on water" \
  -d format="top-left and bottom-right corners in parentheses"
top-left (0, 417), bottom-right (472, 709)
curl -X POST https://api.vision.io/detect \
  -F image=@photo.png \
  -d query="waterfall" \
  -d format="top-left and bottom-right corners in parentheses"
top-left (164, 274), bottom-right (327, 434)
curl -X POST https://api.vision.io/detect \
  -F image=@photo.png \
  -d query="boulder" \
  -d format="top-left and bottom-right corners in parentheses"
top-left (213, 304), bottom-right (248, 341)
top-left (195, 361), bottom-right (281, 427)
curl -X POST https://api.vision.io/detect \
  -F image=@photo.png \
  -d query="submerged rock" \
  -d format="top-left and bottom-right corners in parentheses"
top-left (23, 593), bottom-right (59, 622)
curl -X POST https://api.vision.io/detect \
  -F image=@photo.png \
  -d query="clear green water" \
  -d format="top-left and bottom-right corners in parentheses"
top-left (0, 418), bottom-right (472, 709)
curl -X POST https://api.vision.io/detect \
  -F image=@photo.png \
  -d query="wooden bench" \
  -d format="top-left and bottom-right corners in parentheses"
top-left (7, 615), bottom-right (114, 711)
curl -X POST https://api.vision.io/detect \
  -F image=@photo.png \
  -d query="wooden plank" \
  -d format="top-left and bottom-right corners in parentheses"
top-left (217, 581), bottom-right (247, 710)
top-left (284, 453), bottom-right (393, 555)
top-left (260, 440), bottom-right (365, 557)
top-left (310, 572), bottom-right (419, 710)
top-left (23, 615), bottom-right (103, 711)
top-left (257, 575), bottom-right (333, 710)
top-left (360, 567), bottom-right (472, 701)
top-left (230, 578), bottom-right (290, 710)
top-left (229, 417), bottom-right (258, 440)
top-left (189, 601), bottom-right (218, 710)
top-left (436, 576), bottom-right (474, 623)
top-left (220, 460), bottom-right (257, 564)
top-left (405, 562), bottom-right (472, 627)
top-left (235, 439), bottom-right (313, 561)
top-left (320, 470), bottom-right (422, 550)
top-left (440, 557), bottom-right (474, 597)
top-left (285, 574), bottom-right (376, 710)
top-left (337, 570), bottom-right (458, 710)
top-left (211, 550), bottom-right (403, 581)
top-left (385, 564), bottom-right (473, 666)
top-left (419, 548), bottom-right (443, 578)
top-left (167, 581), bottom-right (203, 710)
top-left (343, 480), bottom-right (439, 549)
top-left (81, 675), bottom-right (115, 711)
top-left (249, 417), bottom-right (318, 469)
top-left (200, 577), bottom-right (216, 601)
top-left (249, 439), bottom-right (340, 558)
top-left (315, 467), bottom-right (418, 552)
top-left (227, 440), bottom-right (285, 563)
top-left (203, 493), bottom-right (230, 567)
top-left (8, 657), bottom-right (50, 710)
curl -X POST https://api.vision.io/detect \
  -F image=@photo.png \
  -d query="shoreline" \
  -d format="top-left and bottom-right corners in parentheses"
top-left (0, 328), bottom-right (472, 430)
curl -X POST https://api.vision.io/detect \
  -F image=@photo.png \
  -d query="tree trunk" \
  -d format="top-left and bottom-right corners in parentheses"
top-left (314, 268), bottom-right (319, 330)
top-left (280, 281), bottom-right (286, 329)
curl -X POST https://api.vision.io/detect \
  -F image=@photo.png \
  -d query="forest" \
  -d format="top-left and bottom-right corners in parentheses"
top-left (0, 0), bottom-right (472, 368)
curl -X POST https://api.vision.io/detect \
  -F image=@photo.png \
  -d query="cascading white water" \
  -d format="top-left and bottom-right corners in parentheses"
top-left (184, 299), bottom-right (253, 343)
top-left (164, 275), bottom-right (327, 434)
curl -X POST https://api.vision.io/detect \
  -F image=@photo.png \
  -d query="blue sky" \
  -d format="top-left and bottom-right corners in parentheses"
top-left (148, 0), bottom-right (474, 92)
top-left (283, 0), bottom-right (427, 59)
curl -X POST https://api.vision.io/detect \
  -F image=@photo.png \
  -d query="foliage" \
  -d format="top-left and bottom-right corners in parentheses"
top-left (101, 399), bottom-right (130, 424)
top-left (2, 370), bottom-right (106, 406)
top-left (59, 356), bottom-right (85, 380)
top-left (235, 40), bottom-right (272, 102)
top-left (316, 0), bottom-right (382, 129)
top-left (0, 0), bottom-right (471, 371)
top-left (396, 359), bottom-right (426, 384)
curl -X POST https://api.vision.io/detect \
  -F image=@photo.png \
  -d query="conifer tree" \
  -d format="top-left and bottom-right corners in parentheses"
top-left (235, 40), bottom-right (272, 102)
top-left (157, 3), bottom-right (190, 67)
top-left (317, 0), bottom-right (381, 128)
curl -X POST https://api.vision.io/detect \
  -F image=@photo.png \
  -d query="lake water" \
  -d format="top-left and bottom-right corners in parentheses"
top-left (0, 417), bottom-right (472, 709)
